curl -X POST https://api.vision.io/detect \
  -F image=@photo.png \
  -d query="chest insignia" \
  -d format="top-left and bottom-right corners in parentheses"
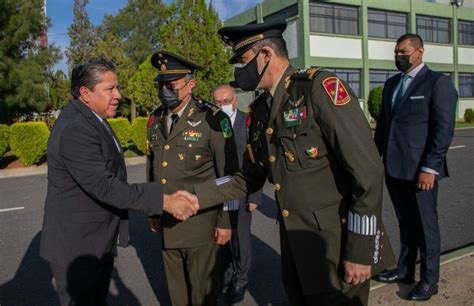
top-left (289, 95), bottom-right (304, 108)
top-left (187, 108), bottom-right (195, 118)
top-left (187, 120), bottom-right (202, 127)
top-left (183, 130), bottom-right (202, 141)
top-left (194, 155), bottom-right (202, 161)
top-left (220, 118), bottom-right (233, 139)
top-left (305, 146), bottom-right (319, 159)
top-left (283, 106), bottom-right (307, 127)
top-left (284, 151), bottom-right (295, 162)
top-left (322, 77), bottom-right (351, 106)
top-left (178, 153), bottom-right (185, 160)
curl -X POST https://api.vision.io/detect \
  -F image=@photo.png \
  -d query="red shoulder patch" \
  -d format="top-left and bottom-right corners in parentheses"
top-left (147, 115), bottom-right (155, 128)
top-left (322, 77), bottom-right (351, 106)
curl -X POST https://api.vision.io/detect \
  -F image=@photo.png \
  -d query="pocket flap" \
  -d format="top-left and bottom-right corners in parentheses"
top-left (312, 204), bottom-right (341, 231)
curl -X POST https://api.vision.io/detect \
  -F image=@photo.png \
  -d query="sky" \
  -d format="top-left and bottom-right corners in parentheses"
top-left (47, 0), bottom-right (262, 72)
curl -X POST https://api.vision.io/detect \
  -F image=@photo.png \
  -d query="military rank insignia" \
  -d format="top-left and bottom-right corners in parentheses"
top-left (305, 146), bottom-right (319, 159)
top-left (283, 107), bottom-right (307, 127)
top-left (183, 130), bottom-right (202, 141)
top-left (220, 118), bottom-right (233, 139)
top-left (322, 77), bottom-right (351, 106)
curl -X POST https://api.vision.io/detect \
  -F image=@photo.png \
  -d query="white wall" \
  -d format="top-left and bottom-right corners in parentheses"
top-left (310, 35), bottom-right (362, 59)
top-left (368, 40), bottom-right (396, 60)
top-left (458, 99), bottom-right (474, 119)
top-left (424, 44), bottom-right (453, 64)
top-left (458, 47), bottom-right (474, 65)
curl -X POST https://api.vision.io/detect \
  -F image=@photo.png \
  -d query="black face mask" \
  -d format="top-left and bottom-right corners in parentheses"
top-left (395, 55), bottom-right (412, 73)
top-left (158, 81), bottom-right (188, 110)
top-left (232, 50), bottom-right (269, 91)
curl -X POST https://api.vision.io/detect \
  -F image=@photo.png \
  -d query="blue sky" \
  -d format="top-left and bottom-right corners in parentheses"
top-left (47, 0), bottom-right (262, 72)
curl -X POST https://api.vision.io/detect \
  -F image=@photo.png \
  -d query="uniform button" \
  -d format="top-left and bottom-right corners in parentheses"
top-left (274, 183), bottom-right (281, 191)
top-left (266, 127), bottom-right (273, 135)
top-left (160, 178), bottom-right (167, 185)
top-left (341, 218), bottom-right (347, 224)
top-left (269, 155), bottom-right (276, 163)
top-left (188, 143), bottom-right (193, 148)
top-left (162, 161), bottom-right (168, 167)
top-left (164, 144), bottom-right (170, 150)
top-left (293, 133), bottom-right (297, 139)
top-left (281, 210), bottom-right (289, 217)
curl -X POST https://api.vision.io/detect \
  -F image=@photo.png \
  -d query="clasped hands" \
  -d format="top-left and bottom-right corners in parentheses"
top-left (163, 190), bottom-right (199, 221)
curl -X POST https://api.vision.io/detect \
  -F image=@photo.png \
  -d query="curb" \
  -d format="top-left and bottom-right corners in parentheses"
top-left (0, 156), bottom-right (146, 179)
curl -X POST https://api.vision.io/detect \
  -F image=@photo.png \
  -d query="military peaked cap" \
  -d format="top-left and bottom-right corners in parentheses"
top-left (218, 20), bottom-right (287, 64)
top-left (151, 51), bottom-right (202, 82)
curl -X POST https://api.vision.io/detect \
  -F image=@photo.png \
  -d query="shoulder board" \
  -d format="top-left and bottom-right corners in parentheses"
top-left (290, 67), bottom-right (324, 81)
top-left (196, 99), bottom-right (221, 116)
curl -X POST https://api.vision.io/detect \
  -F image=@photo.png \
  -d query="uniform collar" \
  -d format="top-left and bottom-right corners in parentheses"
top-left (270, 63), bottom-right (289, 97)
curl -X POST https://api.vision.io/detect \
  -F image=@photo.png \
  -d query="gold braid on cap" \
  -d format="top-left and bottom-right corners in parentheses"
top-left (159, 69), bottom-right (192, 74)
top-left (234, 34), bottom-right (264, 51)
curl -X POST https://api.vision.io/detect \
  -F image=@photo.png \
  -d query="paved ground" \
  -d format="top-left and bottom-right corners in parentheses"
top-left (0, 129), bottom-right (472, 305)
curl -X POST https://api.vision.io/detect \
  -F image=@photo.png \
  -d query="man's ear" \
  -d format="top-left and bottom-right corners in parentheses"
top-left (79, 86), bottom-right (90, 102)
top-left (188, 79), bottom-right (196, 90)
top-left (260, 46), bottom-right (274, 63)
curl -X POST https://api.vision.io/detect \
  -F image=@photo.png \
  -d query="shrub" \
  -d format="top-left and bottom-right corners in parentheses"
top-left (9, 122), bottom-right (50, 166)
top-left (130, 117), bottom-right (148, 154)
top-left (107, 118), bottom-right (131, 149)
top-left (0, 124), bottom-right (10, 158)
top-left (368, 86), bottom-right (384, 121)
top-left (464, 108), bottom-right (474, 123)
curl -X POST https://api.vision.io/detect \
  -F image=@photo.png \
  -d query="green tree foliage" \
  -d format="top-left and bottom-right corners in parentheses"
top-left (49, 70), bottom-right (71, 110)
top-left (0, 124), bottom-right (10, 158)
top-left (368, 86), bottom-right (384, 121)
top-left (66, 0), bottom-right (97, 68)
top-left (107, 117), bottom-right (131, 149)
top-left (128, 56), bottom-right (160, 113)
top-left (130, 117), bottom-right (148, 154)
top-left (464, 108), bottom-right (474, 123)
top-left (9, 122), bottom-right (49, 166)
top-left (0, 0), bottom-right (60, 123)
top-left (159, 0), bottom-right (232, 100)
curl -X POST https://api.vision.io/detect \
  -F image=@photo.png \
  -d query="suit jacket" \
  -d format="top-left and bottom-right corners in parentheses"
top-left (40, 99), bottom-right (164, 266)
top-left (146, 98), bottom-right (239, 249)
top-left (374, 65), bottom-right (458, 180)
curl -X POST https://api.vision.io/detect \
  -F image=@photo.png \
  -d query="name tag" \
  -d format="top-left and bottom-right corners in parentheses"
top-left (410, 95), bottom-right (424, 100)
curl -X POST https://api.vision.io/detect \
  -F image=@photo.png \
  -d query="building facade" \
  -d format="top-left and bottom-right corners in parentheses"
top-left (225, 0), bottom-right (474, 119)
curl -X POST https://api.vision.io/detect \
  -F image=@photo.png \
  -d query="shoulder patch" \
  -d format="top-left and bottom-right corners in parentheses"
top-left (290, 67), bottom-right (324, 81)
top-left (147, 115), bottom-right (155, 128)
top-left (220, 118), bottom-right (233, 139)
top-left (322, 77), bottom-right (351, 106)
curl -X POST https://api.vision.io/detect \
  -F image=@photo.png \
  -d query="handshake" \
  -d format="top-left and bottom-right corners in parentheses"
top-left (163, 190), bottom-right (200, 221)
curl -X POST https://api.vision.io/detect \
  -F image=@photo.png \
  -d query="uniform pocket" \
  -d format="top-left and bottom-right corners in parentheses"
top-left (175, 139), bottom-right (212, 172)
top-left (312, 203), bottom-right (342, 231)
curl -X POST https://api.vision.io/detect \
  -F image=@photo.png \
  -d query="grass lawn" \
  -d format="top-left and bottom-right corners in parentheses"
top-left (456, 121), bottom-right (474, 129)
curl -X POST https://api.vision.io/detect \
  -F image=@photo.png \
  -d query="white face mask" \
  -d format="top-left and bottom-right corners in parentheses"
top-left (221, 104), bottom-right (235, 118)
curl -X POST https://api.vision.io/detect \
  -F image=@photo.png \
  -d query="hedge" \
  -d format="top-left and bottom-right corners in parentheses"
top-left (368, 86), bottom-right (383, 121)
top-left (107, 117), bottom-right (131, 149)
top-left (0, 124), bottom-right (9, 158)
top-left (131, 117), bottom-right (148, 154)
top-left (464, 108), bottom-right (474, 123)
top-left (9, 122), bottom-right (50, 166)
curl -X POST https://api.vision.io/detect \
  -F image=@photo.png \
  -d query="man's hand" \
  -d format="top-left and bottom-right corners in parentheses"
top-left (173, 190), bottom-right (199, 211)
top-left (247, 202), bottom-right (258, 212)
top-left (215, 228), bottom-right (232, 245)
top-left (149, 217), bottom-right (161, 233)
top-left (416, 172), bottom-right (436, 190)
top-left (343, 260), bottom-right (371, 285)
top-left (163, 192), bottom-right (199, 221)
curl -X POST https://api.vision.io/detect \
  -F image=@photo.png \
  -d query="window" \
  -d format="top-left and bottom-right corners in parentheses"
top-left (459, 73), bottom-right (474, 98)
top-left (369, 70), bottom-right (399, 90)
top-left (264, 5), bottom-right (298, 23)
top-left (368, 9), bottom-right (407, 39)
top-left (458, 20), bottom-right (474, 46)
top-left (309, 2), bottom-right (359, 35)
top-left (416, 15), bottom-right (450, 43)
top-left (326, 68), bottom-right (361, 97)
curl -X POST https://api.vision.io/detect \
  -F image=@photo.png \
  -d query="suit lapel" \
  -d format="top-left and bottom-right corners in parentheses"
top-left (268, 66), bottom-right (295, 125)
top-left (392, 66), bottom-right (429, 114)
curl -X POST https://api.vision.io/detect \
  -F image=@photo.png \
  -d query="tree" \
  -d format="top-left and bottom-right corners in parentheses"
top-left (128, 56), bottom-right (161, 114)
top-left (49, 70), bottom-right (71, 110)
top-left (0, 0), bottom-right (60, 123)
top-left (66, 0), bottom-right (97, 68)
top-left (159, 0), bottom-right (232, 100)
top-left (368, 86), bottom-right (383, 121)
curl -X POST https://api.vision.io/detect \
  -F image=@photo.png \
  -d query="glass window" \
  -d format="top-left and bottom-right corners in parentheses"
top-left (416, 15), bottom-right (450, 43)
top-left (264, 5), bottom-right (298, 23)
top-left (326, 68), bottom-right (361, 97)
top-left (368, 9), bottom-right (407, 39)
top-left (458, 20), bottom-right (474, 46)
top-left (459, 73), bottom-right (474, 98)
top-left (369, 70), bottom-right (399, 90)
top-left (309, 2), bottom-right (359, 35)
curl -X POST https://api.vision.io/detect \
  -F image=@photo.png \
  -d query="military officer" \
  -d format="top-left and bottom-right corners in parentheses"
top-left (181, 20), bottom-right (396, 305)
top-left (146, 51), bottom-right (239, 306)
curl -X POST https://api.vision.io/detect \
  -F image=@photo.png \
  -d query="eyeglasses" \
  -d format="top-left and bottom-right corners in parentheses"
top-left (213, 98), bottom-right (234, 106)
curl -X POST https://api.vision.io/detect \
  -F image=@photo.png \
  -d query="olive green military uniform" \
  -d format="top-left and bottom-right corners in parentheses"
top-left (147, 97), bottom-right (239, 306)
top-left (193, 66), bottom-right (395, 305)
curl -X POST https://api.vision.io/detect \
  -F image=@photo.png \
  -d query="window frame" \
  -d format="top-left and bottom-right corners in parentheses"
top-left (367, 8), bottom-right (408, 39)
top-left (459, 73), bottom-right (474, 98)
top-left (458, 20), bottom-right (474, 46)
top-left (309, 2), bottom-right (360, 36)
top-left (416, 15), bottom-right (451, 44)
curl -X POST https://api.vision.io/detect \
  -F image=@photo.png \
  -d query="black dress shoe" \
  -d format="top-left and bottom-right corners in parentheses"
top-left (407, 281), bottom-right (438, 301)
top-left (372, 269), bottom-right (415, 284)
top-left (228, 285), bottom-right (246, 304)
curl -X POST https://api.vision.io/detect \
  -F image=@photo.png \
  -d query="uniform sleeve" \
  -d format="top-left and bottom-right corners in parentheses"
top-left (60, 122), bottom-right (164, 216)
top-left (311, 74), bottom-right (385, 265)
top-left (208, 113), bottom-right (240, 229)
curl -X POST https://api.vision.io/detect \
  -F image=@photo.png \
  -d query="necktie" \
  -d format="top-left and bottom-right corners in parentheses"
top-left (169, 113), bottom-right (179, 135)
top-left (102, 120), bottom-right (121, 152)
top-left (392, 74), bottom-right (409, 110)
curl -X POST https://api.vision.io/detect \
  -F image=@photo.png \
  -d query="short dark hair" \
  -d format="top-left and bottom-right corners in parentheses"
top-left (71, 58), bottom-right (116, 99)
top-left (397, 33), bottom-right (424, 49)
top-left (252, 37), bottom-right (289, 60)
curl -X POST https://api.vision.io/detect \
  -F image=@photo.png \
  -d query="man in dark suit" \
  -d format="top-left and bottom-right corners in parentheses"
top-left (40, 59), bottom-right (198, 306)
top-left (374, 34), bottom-right (458, 301)
top-left (212, 85), bottom-right (263, 303)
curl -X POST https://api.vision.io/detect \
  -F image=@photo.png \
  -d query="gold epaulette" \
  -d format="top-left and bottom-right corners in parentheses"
top-left (196, 99), bottom-right (221, 116)
top-left (290, 67), bottom-right (324, 80)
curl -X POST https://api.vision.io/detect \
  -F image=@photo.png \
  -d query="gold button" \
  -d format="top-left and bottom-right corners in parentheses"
top-left (160, 178), bottom-right (167, 185)
top-left (341, 218), bottom-right (347, 224)
top-left (164, 144), bottom-right (170, 150)
top-left (274, 183), bottom-right (281, 191)
top-left (162, 161), bottom-right (168, 167)
top-left (266, 127), bottom-right (273, 135)
top-left (293, 133), bottom-right (297, 139)
top-left (269, 155), bottom-right (276, 163)
top-left (282, 210), bottom-right (289, 217)
top-left (188, 143), bottom-right (193, 148)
